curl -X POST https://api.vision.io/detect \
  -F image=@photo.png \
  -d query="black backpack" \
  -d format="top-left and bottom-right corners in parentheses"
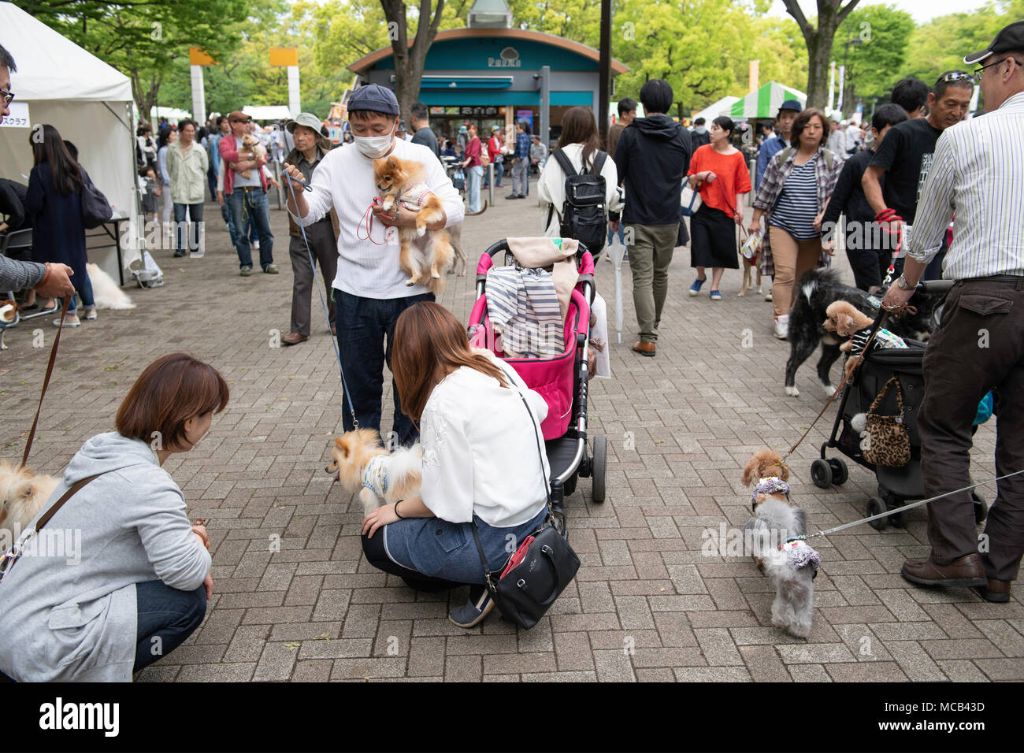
top-left (547, 148), bottom-right (608, 256)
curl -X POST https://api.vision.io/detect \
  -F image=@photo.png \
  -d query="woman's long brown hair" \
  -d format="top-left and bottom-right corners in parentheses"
top-left (392, 302), bottom-right (510, 423)
top-left (29, 123), bottom-right (82, 195)
top-left (557, 106), bottom-right (601, 172)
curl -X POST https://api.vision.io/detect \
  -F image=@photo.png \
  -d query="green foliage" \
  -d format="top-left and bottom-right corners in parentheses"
top-left (837, 4), bottom-right (914, 103)
top-left (899, 2), bottom-right (1005, 86)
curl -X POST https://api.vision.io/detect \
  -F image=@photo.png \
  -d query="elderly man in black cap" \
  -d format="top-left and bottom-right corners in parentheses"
top-left (882, 21), bottom-right (1024, 603)
top-left (282, 84), bottom-right (463, 447)
top-left (279, 112), bottom-right (338, 346)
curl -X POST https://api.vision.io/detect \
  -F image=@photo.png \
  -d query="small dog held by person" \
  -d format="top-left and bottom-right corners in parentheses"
top-left (741, 450), bottom-right (820, 639)
top-left (0, 461), bottom-right (59, 543)
top-left (325, 430), bottom-right (423, 516)
top-left (373, 155), bottom-right (454, 293)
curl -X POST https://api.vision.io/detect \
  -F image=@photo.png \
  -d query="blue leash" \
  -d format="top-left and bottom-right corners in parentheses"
top-left (283, 172), bottom-right (359, 429)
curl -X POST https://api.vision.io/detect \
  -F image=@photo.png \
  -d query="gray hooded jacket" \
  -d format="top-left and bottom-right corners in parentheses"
top-left (0, 432), bottom-right (211, 681)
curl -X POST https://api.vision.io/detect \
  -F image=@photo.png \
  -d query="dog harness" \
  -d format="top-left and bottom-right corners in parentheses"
top-left (751, 476), bottom-right (790, 511)
top-left (781, 536), bottom-right (821, 576)
top-left (396, 183), bottom-right (432, 212)
top-left (361, 455), bottom-right (390, 497)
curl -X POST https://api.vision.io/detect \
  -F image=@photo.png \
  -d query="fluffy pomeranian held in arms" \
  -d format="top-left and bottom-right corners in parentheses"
top-left (325, 429), bottom-right (423, 517)
top-left (373, 155), bottom-right (454, 294)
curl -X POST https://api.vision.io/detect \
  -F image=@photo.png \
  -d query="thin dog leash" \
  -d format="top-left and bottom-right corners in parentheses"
top-left (807, 468), bottom-right (1024, 538)
top-left (21, 296), bottom-right (72, 468)
top-left (283, 172), bottom-right (359, 429)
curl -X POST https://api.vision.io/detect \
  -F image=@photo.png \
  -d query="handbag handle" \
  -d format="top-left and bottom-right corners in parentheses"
top-left (868, 376), bottom-right (905, 417)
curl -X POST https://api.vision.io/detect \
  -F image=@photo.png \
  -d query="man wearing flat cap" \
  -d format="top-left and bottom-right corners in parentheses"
top-left (279, 113), bottom-right (339, 346)
top-left (283, 84), bottom-right (463, 447)
top-left (883, 20), bottom-right (1024, 604)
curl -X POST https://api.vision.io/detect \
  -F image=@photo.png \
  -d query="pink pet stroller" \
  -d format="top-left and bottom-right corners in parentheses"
top-left (467, 239), bottom-right (607, 519)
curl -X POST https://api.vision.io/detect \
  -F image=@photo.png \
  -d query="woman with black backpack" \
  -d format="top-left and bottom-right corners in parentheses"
top-left (25, 123), bottom-right (93, 328)
top-left (538, 106), bottom-right (622, 255)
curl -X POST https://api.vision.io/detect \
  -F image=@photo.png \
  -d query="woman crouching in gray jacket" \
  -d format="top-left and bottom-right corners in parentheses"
top-left (0, 353), bottom-right (228, 682)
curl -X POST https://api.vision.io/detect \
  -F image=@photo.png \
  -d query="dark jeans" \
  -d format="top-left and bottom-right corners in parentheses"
top-left (288, 225), bottom-right (337, 336)
top-left (918, 277), bottom-right (1024, 581)
top-left (133, 579), bottom-right (207, 672)
top-left (334, 289), bottom-right (433, 446)
top-left (228, 187), bottom-right (274, 269)
top-left (846, 247), bottom-right (891, 291)
top-left (173, 202), bottom-right (205, 255)
top-left (361, 530), bottom-right (460, 592)
top-left (68, 266), bottom-right (95, 313)
top-left (221, 200), bottom-right (239, 247)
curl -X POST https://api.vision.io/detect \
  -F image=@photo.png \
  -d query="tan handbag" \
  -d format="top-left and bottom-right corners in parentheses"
top-left (862, 377), bottom-right (912, 468)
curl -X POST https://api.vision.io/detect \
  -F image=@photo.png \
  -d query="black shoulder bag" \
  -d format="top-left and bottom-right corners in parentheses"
top-left (80, 171), bottom-right (114, 230)
top-left (470, 391), bottom-right (580, 630)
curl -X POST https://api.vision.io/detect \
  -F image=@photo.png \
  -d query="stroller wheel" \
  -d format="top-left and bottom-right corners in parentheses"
top-left (810, 459), bottom-right (833, 489)
top-left (867, 497), bottom-right (888, 530)
top-left (592, 435), bottom-right (607, 504)
top-left (828, 458), bottom-right (848, 486)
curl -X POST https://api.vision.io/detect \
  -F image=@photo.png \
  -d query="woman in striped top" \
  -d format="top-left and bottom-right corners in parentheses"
top-left (750, 108), bottom-right (842, 339)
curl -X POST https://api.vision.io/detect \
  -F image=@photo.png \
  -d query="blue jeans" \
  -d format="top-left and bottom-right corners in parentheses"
top-left (221, 200), bottom-right (239, 247)
top-left (173, 202), bottom-right (205, 255)
top-left (133, 580), bottom-right (207, 672)
top-left (466, 166), bottom-right (483, 212)
top-left (369, 507), bottom-right (548, 585)
top-left (228, 188), bottom-right (274, 269)
top-left (334, 289), bottom-right (434, 447)
top-left (67, 266), bottom-right (95, 313)
top-left (607, 223), bottom-right (625, 246)
top-left (483, 161), bottom-right (504, 188)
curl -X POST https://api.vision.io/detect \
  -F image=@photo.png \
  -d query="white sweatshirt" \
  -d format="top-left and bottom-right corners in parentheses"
top-left (296, 139), bottom-right (464, 299)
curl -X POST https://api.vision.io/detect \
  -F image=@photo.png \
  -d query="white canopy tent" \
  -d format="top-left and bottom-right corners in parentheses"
top-left (691, 95), bottom-right (740, 125)
top-left (243, 105), bottom-right (293, 122)
top-left (0, 3), bottom-right (141, 284)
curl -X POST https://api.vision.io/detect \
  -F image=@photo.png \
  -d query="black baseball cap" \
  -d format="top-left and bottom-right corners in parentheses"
top-left (964, 20), bottom-right (1024, 65)
top-left (778, 99), bottom-right (802, 114)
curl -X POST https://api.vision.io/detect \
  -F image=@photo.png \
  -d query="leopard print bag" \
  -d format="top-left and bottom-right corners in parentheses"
top-left (863, 376), bottom-right (912, 468)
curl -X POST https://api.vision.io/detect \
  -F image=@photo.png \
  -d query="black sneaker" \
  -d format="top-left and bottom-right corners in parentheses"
top-left (448, 585), bottom-right (495, 628)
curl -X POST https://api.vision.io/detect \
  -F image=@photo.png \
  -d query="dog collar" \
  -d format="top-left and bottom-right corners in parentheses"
top-left (751, 476), bottom-right (790, 511)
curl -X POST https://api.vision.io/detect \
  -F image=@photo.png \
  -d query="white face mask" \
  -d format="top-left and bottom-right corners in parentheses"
top-left (695, 125), bottom-right (707, 135)
top-left (354, 128), bottom-right (394, 159)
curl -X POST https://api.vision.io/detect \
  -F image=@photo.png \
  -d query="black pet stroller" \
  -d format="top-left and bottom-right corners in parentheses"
top-left (811, 282), bottom-right (988, 529)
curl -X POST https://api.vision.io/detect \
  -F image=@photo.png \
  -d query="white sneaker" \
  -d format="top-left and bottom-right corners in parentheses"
top-left (773, 316), bottom-right (789, 340)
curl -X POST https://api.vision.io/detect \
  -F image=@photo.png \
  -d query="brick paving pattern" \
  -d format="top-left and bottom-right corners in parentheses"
top-left (1, 182), bottom-right (1017, 683)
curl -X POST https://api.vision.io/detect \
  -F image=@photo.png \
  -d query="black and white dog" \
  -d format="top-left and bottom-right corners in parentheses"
top-left (783, 269), bottom-right (945, 398)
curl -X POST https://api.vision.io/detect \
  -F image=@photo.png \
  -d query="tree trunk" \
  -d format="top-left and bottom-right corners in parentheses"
top-left (783, 0), bottom-right (862, 111)
top-left (380, 0), bottom-right (446, 123)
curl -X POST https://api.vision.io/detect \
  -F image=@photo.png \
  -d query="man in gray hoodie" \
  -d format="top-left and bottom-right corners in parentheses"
top-left (613, 79), bottom-right (692, 358)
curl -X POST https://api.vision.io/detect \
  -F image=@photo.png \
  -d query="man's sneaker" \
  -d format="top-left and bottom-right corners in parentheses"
top-left (240, 266), bottom-right (254, 277)
top-left (448, 585), bottom-right (495, 628)
top-left (688, 278), bottom-right (706, 297)
top-left (263, 264), bottom-right (279, 274)
top-left (773, 315), bottom-right (789, 340)
top-left (173, 250), bottom-right (186, 258)
top-left (763, 290), bottom-right (773, 302)
top-left (709, 289), bottom-right (723, 302)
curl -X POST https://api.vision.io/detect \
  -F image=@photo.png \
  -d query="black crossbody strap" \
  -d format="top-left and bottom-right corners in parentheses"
top-left (472, 385), bottom-right (552, 584)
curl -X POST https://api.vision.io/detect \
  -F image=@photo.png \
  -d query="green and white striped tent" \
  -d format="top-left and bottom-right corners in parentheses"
top-left (729, 81), bottom-right (806, 120)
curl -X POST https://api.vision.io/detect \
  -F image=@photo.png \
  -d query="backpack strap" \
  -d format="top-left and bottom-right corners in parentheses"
top-left (775, 146), bottom-right (795, 169)
top-left (590, 150), bottom-right (607, 177)
top-left (552, 148), bottom-right (576, 178)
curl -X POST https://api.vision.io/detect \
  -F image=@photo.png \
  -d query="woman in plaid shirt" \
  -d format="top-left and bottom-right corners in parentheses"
top-left (749, 108), bottom-right (842, 339)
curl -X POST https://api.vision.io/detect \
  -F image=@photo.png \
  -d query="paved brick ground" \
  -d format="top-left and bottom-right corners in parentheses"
top-left (2, 180), bottom-right (1019, 683)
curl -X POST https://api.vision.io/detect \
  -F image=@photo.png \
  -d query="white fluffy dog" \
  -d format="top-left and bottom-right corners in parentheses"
top-left (86, 263), bottom-right (136, 310)
top-left (325, 429), bottom-right (423, 516)
top-left (742, 450), bottom-right (821, 639)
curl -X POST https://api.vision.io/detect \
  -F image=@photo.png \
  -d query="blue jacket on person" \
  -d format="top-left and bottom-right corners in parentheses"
top-left (755, 135), bottom-right (788, 191)
top-left (515, 132), bottom-right (530, 160)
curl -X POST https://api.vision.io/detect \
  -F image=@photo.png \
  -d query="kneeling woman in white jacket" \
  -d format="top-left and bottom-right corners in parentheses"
top-left (0, 353), bottom-right (226, 682)
top-left (361, 302), bottom-right (550, 628)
